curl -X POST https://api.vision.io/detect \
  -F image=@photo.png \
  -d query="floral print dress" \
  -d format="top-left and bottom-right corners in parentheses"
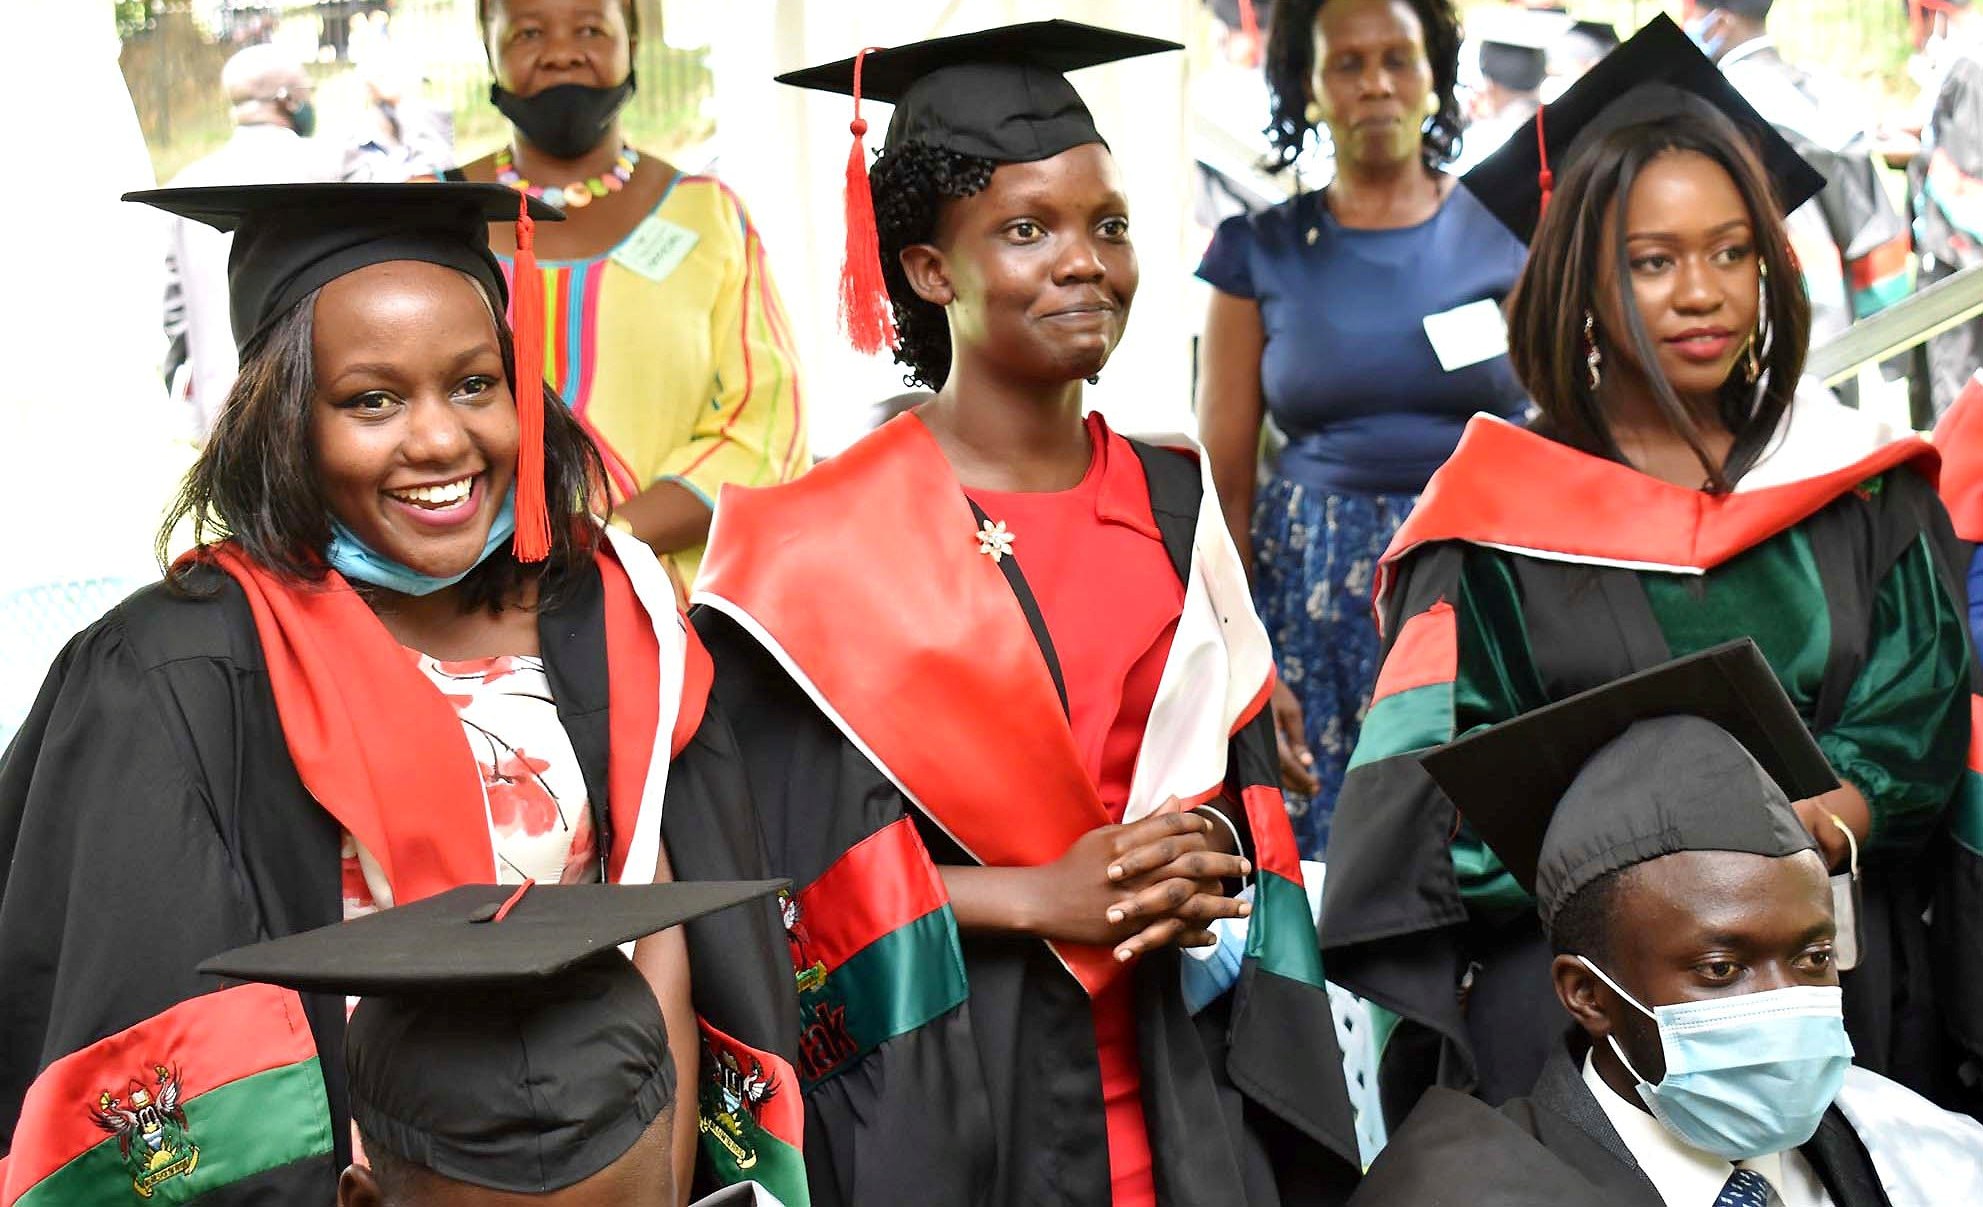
top-left (342, 652), bottom-right (599, 920)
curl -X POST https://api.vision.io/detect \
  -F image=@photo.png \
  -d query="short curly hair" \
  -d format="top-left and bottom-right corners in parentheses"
top-left (1262, 0), bottom-right (1465, 172)
top-left (869, 140), bottom-right (998, 391)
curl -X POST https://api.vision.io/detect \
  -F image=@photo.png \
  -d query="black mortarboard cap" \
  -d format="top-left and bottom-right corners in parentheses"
top-left (775, 20), bottom-right (1180, 162)
top-left (200, 880), bottom-right (783, 1194)
top-left (1418, 639), bottom-right (1832, 928)
top-left (1700, 0), bottom-right (1774, 18)
top-left (126, 182), bottom-right (562, 355)
top-left (775, 21), bottom-right (1180, 355)
top-left (127, 181), bottom-right (568, 561)
top-left (1461, 14), bottom-right (1825, 244)
top-left (1476, 9), bottom-right (1569, 93)
top-left (1566, 20), bottom-right (1621, 53)
top-left (1481, 42), bottom-right (1550, 93)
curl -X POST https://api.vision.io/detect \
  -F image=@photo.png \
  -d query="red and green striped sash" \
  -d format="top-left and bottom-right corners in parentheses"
top-left (785, 817), bottom-right (970, 1087)
top-left (2, 983), bottom-right (331, 1207)
top-left (695, 1019), bottom-right (809, 1207)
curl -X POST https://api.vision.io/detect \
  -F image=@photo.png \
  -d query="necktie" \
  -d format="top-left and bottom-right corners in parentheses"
top-left (1714, 1167), bottom-right (1774, 1207)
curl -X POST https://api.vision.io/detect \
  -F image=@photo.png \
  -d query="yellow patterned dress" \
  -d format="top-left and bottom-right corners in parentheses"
top-left (505, 172), bottom-right (808, 581)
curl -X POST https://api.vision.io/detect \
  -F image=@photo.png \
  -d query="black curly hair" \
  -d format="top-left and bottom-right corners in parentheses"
top-left (1262, 0), bottom-right (1465, 172)
top-left (869, 140), bottom-right (998, 391)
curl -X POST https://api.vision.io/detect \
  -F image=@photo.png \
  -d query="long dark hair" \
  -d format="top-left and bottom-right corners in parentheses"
top-left (869, 140), bottom-right (999, 392)
top-left (1262, 0), bottom-right (1464, 172)
top-left (160, 272), bottom-right (606, 613)
top-left (1506, 107), bottom-right (1810, 493)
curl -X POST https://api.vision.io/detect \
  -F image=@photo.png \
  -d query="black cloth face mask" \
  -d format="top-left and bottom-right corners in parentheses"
top-left (489, 72), bottom-right (636, 160)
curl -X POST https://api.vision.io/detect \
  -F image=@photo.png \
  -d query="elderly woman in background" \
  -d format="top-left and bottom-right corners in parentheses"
top-left (454, 0), bottom-right (807, 583)
top-left (1195, 0), bottom-right (1530, 857)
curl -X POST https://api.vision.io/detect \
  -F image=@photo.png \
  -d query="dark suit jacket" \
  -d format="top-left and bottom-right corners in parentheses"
top-left (1348, 1035), bottom-right (1893, 1207)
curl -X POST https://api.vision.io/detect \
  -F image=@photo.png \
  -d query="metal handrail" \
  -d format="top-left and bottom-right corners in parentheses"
top-left (1806, 262), bottom-right (1983, 385)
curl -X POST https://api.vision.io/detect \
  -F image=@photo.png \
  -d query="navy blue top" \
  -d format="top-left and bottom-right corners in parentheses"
top-left (1196, 185), bottom-right (1531, 495)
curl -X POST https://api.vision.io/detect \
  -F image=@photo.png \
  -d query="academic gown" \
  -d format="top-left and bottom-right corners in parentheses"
top-left (1345, 1035), bottom-right (1897, 1207)
top-left (1318, 408), bottom-right (1983, 1124)
top-left (690, 415), bottom-right (1364, 1207)
top-left (0, 554), bottom-right (795, 1206)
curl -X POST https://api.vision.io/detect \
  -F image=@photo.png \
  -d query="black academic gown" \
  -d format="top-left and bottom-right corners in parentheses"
top-left (693, 424), bottom-right (1362, 1207)
top-left (1347, 1035), bottom-right (1894, 1207)
top-left (0, 561), bottom-right (791, 1206)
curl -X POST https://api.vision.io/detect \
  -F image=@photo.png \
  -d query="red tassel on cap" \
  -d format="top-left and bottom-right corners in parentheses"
top-left (509, 191), bottom-right (551, 563)
top-left (1534, 107), bottom-right (1554, 218)
top-left (840, 46), bottom-right (896, 355)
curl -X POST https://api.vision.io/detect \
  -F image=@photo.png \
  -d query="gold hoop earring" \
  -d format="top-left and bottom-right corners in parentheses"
top-left (1584, 311), bottom-right (1602, 392)
top-left (1743, 332), bottom-right (1762, 384)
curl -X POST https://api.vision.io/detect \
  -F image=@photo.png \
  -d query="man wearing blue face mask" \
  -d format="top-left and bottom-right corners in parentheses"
top-left (1346, 641), bottom-right (1983, 1206)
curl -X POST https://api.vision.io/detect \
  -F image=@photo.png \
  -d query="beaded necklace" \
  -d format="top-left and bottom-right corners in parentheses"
top-left (494, 144), bottom-right (639, 210)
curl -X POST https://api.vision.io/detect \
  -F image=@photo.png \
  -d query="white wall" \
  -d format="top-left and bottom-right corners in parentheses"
top-left (705, 0), bottom-right (1198, 454)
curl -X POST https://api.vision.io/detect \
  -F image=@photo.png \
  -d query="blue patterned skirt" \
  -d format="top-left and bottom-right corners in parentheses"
top-left (1251, 475), bottom-right (1417, 859)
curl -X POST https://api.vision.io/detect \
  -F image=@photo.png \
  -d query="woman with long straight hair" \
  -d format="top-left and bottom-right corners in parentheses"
top-left (1319, 17), bottom-right (1978, 1124)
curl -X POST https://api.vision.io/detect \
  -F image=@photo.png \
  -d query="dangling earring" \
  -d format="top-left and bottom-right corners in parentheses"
top-left (1087, 374), bottom-right (1100, 386)
top-left (1583, 311), bottom-right (1602, 392)
top-left (1424, 92), bottom-right (1441, 118)
top-left (1304, 99), bottom-right (1324, 127)
top-left (1744, 262), bottom-right (1768, 384)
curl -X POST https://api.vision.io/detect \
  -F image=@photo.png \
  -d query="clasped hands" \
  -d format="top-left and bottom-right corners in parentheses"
top-left (1025, 805), bottom-right (1253, 964)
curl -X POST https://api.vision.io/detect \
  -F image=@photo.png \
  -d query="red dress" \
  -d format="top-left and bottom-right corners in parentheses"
top-left (964, 412), bottom-right (1183, 1207)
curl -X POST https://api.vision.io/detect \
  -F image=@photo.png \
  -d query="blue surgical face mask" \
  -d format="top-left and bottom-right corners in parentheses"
top-left (325, 487), bottom-right (517, 596)
top-left (1684, 12), bottom-right (1727, 60)
top-left (1580, 956), bottom-right (1853, 1161)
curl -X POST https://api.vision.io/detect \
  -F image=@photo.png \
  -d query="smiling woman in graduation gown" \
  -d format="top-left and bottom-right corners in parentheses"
top-left (1318, 17), bottom-right (1979, 1124)
top-left (0, 184), bottom-right (793, 1206)
top-left (690, 22), bottom-right (1362, 1207)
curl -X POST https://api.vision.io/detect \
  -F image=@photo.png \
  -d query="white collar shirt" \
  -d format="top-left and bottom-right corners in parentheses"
top-left (1581, 1052), bottom-right (1836, 1207)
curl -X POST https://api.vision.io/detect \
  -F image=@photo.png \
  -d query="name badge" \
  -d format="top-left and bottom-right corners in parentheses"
top-left (1422, 297), bottom-right (1510, 373)
top-left (610, 213), bottom-right (700, 282)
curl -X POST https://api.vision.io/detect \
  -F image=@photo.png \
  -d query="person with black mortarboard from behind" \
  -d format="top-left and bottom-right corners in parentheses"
top-left (1452, 8), bottom-right (1566, 172)
top-left (202, 880), bottom-right (790, 1207)
top-left (0, 184), bottom-right (795, 1206)
top-left (1347, 641), bottom-right (1983, 1205)
top-left (1543, 19), bottom-right (1618, 99)
top-left (690, 20), bottom-right (1363, 1207)
top-left (1320, 14), bottom-right (1980, 1131)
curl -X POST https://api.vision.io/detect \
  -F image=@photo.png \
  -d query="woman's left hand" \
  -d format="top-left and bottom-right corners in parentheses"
top-left (1792, 783), bottom-right (1870, 871)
